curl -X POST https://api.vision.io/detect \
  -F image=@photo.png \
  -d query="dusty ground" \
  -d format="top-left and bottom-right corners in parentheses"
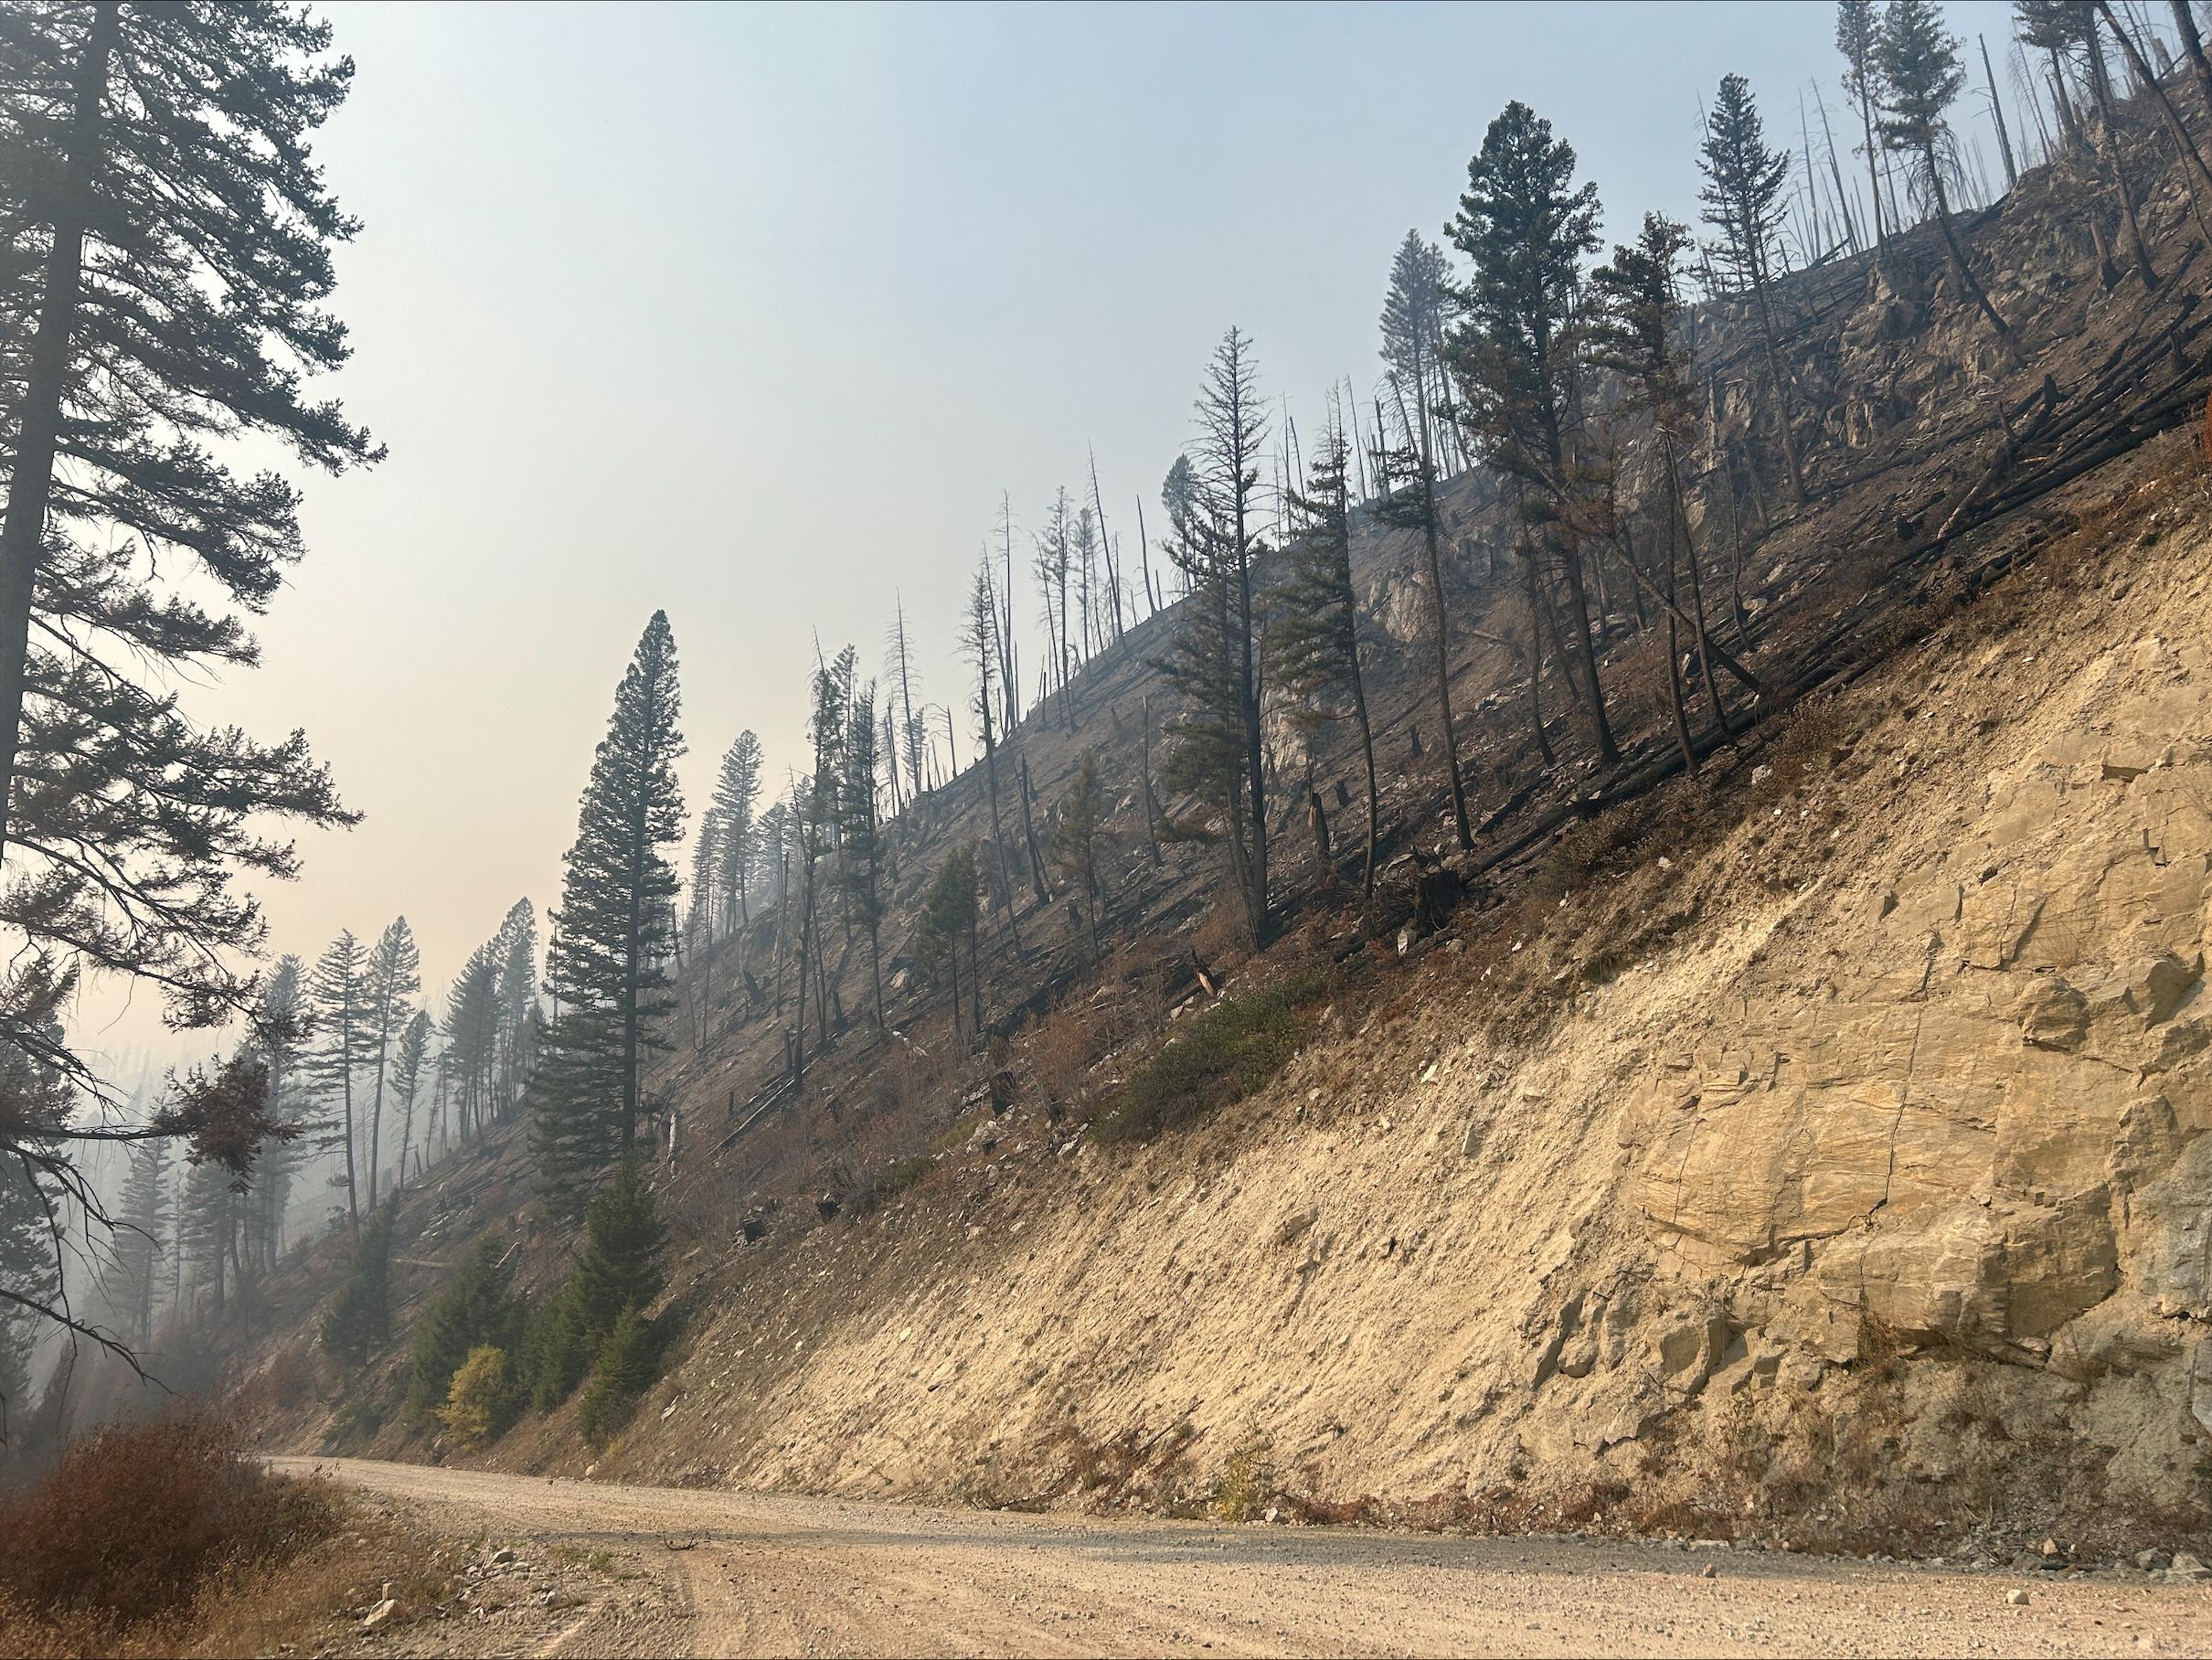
top-left (282, 1456), bottom-right (2211, 1659)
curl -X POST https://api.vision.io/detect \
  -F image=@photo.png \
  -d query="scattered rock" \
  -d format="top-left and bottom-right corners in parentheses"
top-left (2168, 1552), bottom-right (2210, 1582)
top-left (1699, 1562), bottom-right (1718, 1580)
top-left (363, 1598), bottom-right (400, 1630)
top-left (491, 1548), bottom-right (516, 1566)
top-left (2007, 1588), bottom-right (2031, 1608)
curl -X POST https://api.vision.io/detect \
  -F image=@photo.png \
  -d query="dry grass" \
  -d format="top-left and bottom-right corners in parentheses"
top-left (0, 1407), bottom-right (450, 1657)
top-left (0, 1407), bottom-right (341, 1625)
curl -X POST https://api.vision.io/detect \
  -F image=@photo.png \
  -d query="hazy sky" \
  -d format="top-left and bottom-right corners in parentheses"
top-left (78, 0), bottom-right (2027, 1069)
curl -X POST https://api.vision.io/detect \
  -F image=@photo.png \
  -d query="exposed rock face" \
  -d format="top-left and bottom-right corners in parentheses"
top-left (1626, 625), bottom-right (2212, 1430)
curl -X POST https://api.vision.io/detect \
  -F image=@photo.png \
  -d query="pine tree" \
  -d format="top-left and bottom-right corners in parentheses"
top-left (1033, 490), bottom-right (1077, 728)
top-left (359, 917), bottom-right (420, 1212)
top-left (1268, 415), bottom-right (1382, 909)
top-left (684, 805), bottom-right (721, 1046)
top-left (441, 942), bottom-right (499, 1145)
top-left (577, 1304), bottom-right (654, 1445)
top-left (1882, 0), bottom-right (2011, 335)
top-left (1446, 101), bottom-right (1619, 767)
top-left (962, 561), bottom-right (1024, 962)
top-left (0, 7), bottom-right (377, 1322)
top-left (1087, 450), bottom-right (1127, 648)
top-left (1698, 73), bottom-right (1808, 504)
top-left (2015, 2), bottom-right (2155, 287)
top-left (566, 1157), bottom-right (665, 1355)
top-left (319, 1202), bottom-right (391, 1367)
top-left (246, 954), bottom-right (306, 1271)
top-left (388, 1011), bottom-right (431, 1197)
top-left (493, 899), bottom-right (538, 1118)
top-left (1375, 269), bottom-right (1473, 850)
top-left (712, 732), bottom-right (763, 946)
top-left (1837, 0), bottom-right (1893, 256)
top-left (111, 1136), bottom-right (170, 1346)
top-left (0, 1062), bottom-right (63, 1418)
top-left (1380, 230), bottom-right (1466, 474)
top-left (1158, 330), bottom-right (1271, 944)
top-left (917, 846), bottom-right (980, 1042)
top-left (837, 686), bottom-right (888, 1027)
top-left (1051, 752), bottom-right (1106, 958)
top-left (1591, 214), bottom-right (1745, 771)
top-left (304, 931), bottom-right (374, 1233)
top-left (886, 597), bottom-right (928, 809)
top-left (533, 614), bottom-right (685, 1212)
top-left (404, 1232), bottom-right (516, 1425)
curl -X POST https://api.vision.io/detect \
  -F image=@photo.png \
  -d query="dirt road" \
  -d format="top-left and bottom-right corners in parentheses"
top-left (278, 1456), bottom-right (2209, 1658)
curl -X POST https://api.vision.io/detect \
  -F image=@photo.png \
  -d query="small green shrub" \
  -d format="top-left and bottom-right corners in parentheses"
top-left (1096, 973), bottom-right (1324, 1143)
top-left (878, 1154), bottom-right (935, 1195)
top-left (577, 1305), bottom-right (654, 1446)
top-left (439, 1345), bottom-right (518, 1450)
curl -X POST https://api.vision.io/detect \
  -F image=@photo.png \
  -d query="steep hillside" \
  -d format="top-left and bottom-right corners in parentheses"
top-left (224, 80), bottom-right (2212, 1561)
top-left (571, 429), bottom-right (2212, 1562)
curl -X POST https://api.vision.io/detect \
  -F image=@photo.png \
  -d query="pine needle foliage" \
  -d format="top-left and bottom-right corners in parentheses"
top-left (532, 613), bottom-right (686, 1217)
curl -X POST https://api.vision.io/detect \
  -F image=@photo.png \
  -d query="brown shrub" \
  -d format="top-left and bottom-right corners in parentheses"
top-left (1028, 995), bottom-right (1111, 1111)
top-left (0, 1406), bottom-right (340, 1625)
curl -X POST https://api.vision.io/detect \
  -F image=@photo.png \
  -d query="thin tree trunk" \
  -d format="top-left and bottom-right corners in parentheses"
top-left (1140, 694), bottom-right (1162, 866)
top-left (979, 709), bottom-right (1023, 956)
top-left (2047, 48), bottom-right (2083, 148)
top-left (2085, 45), bottom-right (2160, 286)
top-left (1519, 550), bottom-right (1557, 768)
top-left (0, 2), bottom-right (118, 871)
top-left (1016, 751), bottom-right (1049, 903)
top-left (1349, 667), bottom-right (1380, 910)
top-left (1982, 34), bottom-right (2021, 189)
top-left (1926, 150), bottom-right (2009, 335)
top-left (2104, 1), bottom-right (2212, 200)
top-left (1659, 484), bottom-right (1697, 775)
top-left (1556, 541), bottom-right (1620, 765)
top-left (1813, 83), bottom-right (1860, 256)
top-left (2176, 0), bottom-right (2212, 116)
top-left (1668, 436), bottom-right (1739, 737)
top-left (1749, 280), bottom-right (1806, 505)
top-left (1856, 78), bottom-right (1889, 257)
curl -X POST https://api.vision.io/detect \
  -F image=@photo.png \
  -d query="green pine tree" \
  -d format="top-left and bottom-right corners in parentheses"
top-left (305, 931), bottom-right (377, 1234)
top-left (1267, 415), bottom-right (1382, 910)
top-left (388, 1011), bottom-right (432, 1197)
top-left (577, 1304), bottom-right (654, 1445)
top-left (1377, 235), bottom-right (1473, 850)
top-left (405, 1233), bottom-right (517, 1425)
top-left (917, 846), bottom-right (980, 1042)
top-left (1698, 73), bottom-right (1807, 504)
top-left (532, 613), bottom-right (686, 1217)
top-left (359, 918), bottom-right (420, 1212)
top-left (567, 1158), bottom-right (666, 1356)
top-left (1051, 751), bottom-right (1106, 959)
top-left (1881, 0), bottom-right (2010, 335)
top-left (320, 1203), bottom-right (393, 1367)
top-left (1446, 101), bottom-right (1618, 767)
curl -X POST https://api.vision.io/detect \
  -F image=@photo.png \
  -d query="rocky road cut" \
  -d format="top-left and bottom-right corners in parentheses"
top-left (279, 1457), bottom-right (2210, 1657)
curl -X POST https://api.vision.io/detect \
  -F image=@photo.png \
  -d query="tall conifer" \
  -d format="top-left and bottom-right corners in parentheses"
top-left (532, 614), bottom-right (685, 1214)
